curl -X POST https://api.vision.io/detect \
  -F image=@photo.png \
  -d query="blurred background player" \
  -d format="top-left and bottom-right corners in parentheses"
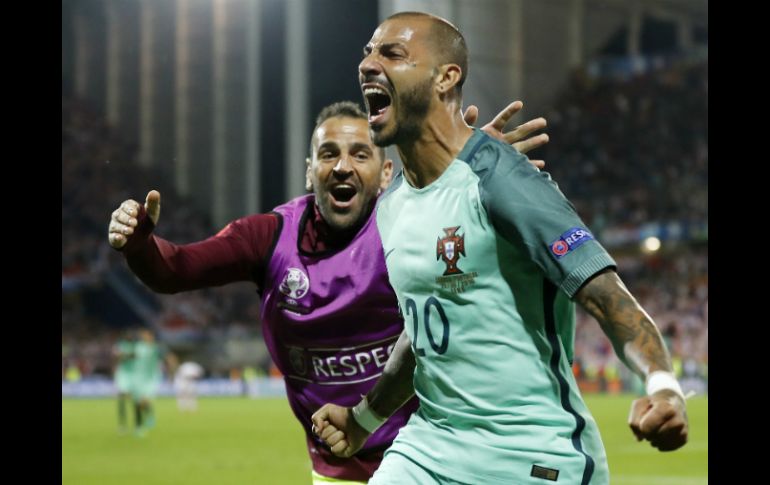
top-left (131, 328), bottom-right (167, 437)
top-left (112, 328), bottom-right (136, 434)
top-left (174, 360), bottom-right (204, 412)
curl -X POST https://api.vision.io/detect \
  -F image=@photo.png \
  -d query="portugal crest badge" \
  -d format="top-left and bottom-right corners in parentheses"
top-left (436, 226), bottom-right (465, 276)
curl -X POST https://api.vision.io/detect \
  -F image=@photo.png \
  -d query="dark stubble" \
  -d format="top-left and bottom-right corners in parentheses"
top-left (371, 76), bottom-right (433, 147)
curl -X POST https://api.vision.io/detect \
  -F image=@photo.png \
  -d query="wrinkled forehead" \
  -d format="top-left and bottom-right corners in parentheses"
top-left (312, 117), bottom-right (375, 150)
top-left (369, 17), bottom-right (432, 50)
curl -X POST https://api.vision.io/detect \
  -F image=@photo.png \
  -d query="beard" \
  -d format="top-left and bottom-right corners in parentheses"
top-left (371, 76), bottom-right (433, 147)
top-left (314, 184), bottom-right (378, 234)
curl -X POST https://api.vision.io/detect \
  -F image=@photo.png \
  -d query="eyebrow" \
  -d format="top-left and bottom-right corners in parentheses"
top-left (350, 143), bottom-right (374, 154)
top-left (317, 141), bottom-right (373, 155)
top-left (317, 142), bottom-right (339, 153)
top-left (363, 42), bottom-right (406, 55)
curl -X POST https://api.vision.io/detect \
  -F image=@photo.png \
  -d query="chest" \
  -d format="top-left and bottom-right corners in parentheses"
top-left (378, 183), bottom-right (500, 298)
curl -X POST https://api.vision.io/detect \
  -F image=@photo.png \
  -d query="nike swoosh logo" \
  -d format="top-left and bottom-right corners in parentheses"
top-left (384, 248), bottom-right (396, 260)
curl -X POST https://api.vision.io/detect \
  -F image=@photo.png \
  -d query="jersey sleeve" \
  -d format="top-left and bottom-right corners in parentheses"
top-left (121, 206), bottom-right (281, 293)
top-left (475, 140), bottom-right (616, 298)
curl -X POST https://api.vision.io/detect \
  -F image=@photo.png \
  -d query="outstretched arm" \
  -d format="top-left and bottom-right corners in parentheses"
top-left (108, 190), bottom-right (278, 293)
top-left (575, 269), bottom-right (689, 451)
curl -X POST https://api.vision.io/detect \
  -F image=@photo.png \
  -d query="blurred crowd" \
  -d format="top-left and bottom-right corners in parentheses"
top-left (62, 97), bottom-right (265, 378)
top-left (542, 61), bottom-right (707, 232)
top-left (573, 245), bottom-right (708, 389)
top-left (63, 59), bottom-right (707, 390)
top-left (541, 60), bottom-right (708, 388)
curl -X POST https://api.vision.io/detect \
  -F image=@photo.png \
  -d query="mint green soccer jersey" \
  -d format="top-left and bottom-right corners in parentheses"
top-left (375, 129), bottom-right (617, 484)
top-left (132, 341), bottom-right (163, 399)
top-left (114, 340), bottom-right (135, 393)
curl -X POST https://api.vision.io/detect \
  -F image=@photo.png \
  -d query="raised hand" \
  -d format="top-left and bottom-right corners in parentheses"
top-left (108, 190), bottom-right (161, 249)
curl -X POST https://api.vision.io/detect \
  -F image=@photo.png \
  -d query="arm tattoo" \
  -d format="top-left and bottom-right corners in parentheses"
top-left (575, 269), bottom-right (671, 378)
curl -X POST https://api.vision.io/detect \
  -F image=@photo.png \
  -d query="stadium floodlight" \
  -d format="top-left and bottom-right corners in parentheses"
top-left (642, 236), bottom-right (661, 253)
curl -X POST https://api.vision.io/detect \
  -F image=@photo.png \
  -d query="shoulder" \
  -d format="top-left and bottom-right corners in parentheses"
top-left (460, 130), bottom-right (531, 174)
top-left (379, 171), bottom-right (404, 203)
top-left (461, 133), bottom-right (557, 209)
top-left (271, 194), bottom-right (313, 216)
top-left (376, 170), bottom-right (405, 216)
top-left (218, 212), bottom-right (283, 240)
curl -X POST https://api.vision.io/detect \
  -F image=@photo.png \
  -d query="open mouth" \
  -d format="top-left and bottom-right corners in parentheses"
top-left (363, 85), bottom-right (392, 125)
top-left (329, 184), bottom-right (358, 207)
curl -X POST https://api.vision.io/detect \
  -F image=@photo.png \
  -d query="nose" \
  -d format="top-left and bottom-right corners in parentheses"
top-left (333, 156), bottom-right (353, 177)
top-left (359, 54), bottom-right (382, 80)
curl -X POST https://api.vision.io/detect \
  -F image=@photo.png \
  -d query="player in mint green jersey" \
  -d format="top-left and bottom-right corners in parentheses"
top-left (131, 328), bottom-right (165, 436)
top-left (313, 12), bottom-right (689, 485)
top-left (112, 330), bottom-right (136, 434)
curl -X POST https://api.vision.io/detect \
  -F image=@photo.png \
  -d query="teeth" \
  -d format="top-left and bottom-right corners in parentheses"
top-left (364, 87), bottom-right (387, 96)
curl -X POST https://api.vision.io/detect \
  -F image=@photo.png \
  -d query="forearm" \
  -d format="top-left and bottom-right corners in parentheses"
top-left (125, 235), bottom-right (245, 293)
top-left (121, 212), bottom-right (275, 293)
top-left (124, 235), bottom-right (189, 293)
top-left (575, 270), bottom-right (672, 379)
top-left (365, 329), bottom-right (417, 418)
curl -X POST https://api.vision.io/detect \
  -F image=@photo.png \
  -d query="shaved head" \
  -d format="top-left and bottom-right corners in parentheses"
top-left (385, 11), bottom-right (468, 95)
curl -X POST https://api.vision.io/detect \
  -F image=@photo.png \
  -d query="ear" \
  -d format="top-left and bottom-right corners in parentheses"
top-left (305, 157), bottom-right (313, 192)
top-left (379, 158), bottom-right (394, 191)
top-left (436, 64), bottom-right (462, 94)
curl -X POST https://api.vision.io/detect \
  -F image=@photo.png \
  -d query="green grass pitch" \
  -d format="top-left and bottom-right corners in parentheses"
top-left (62, 394), bottom-right (707, 484)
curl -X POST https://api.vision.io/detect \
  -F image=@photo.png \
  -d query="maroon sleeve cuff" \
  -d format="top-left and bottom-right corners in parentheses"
top-left (119, 204), bottom-right (156, 255)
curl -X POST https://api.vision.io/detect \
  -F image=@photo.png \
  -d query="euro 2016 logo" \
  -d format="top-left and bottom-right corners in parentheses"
top-left (436, 226), bottom-right (465, 275)
top-left (279, 267), bottom-right (310, 302)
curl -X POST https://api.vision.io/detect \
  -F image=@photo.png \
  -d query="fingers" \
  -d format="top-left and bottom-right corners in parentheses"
top-left (462, 105), bottom-right (479, 126)
top-left (311, 406), bottom-right (354, 458)
top-left (319, 423), bottom-right (341, 442)
top-left (311, 406), bottom-right (330, 435)
top-left (109, 221), bottom-right (134, 236)
top-left (512, 133), bottom-right (550, 154)
top-left (630, 396), bottom-right (689, 452)
top-left (649, 416), bottom-right (688, 451)
top-left (311, 420), bottom-right (329, 437)
top-left (108, 232), bottom-right (126, 249)
top-left (507, 116), bottom-right (547, 144)
top-left (120, 200), bottom-right (141, 218)
top-left (508, 116), bottom-right (547, 139)
top-left (639, 402), bottom-right (676, 436)
top-left (317, 422), bottom-right (347, 452)
top-left (323, 428), bottom-right (347, 447)
top-left (331, 439), bottom-right (351, 457)
top-left (529, 159), bottom-right (545, 169)
top-left (108, 200), bottom-right (142, 249)
top-left (489, 101), bottom-right (524, 131)
top-left (628, 397), bottom-right (651, 442)
top-left (112, 208), bottom-right (138, 227)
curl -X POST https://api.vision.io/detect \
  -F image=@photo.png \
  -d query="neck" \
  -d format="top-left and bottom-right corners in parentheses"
top-left (397, 101), bottom-right (473, 188)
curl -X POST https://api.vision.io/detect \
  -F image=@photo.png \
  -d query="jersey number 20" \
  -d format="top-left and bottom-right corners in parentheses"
top-left (405, 297), bottom-right (450, 355)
